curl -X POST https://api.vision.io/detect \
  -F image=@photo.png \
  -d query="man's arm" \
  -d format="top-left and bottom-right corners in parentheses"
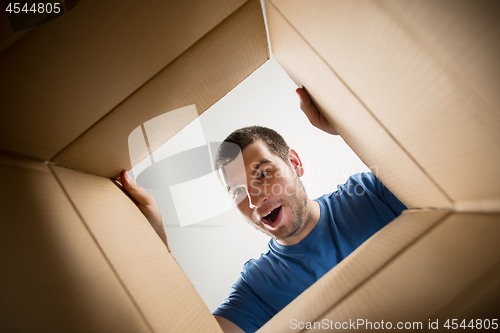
top-left (119, 170), bottom-right (170, 251)
top-left (120, 171), bottom-right (243, 332)
top-left (296, 87), bottom-right (339, 135)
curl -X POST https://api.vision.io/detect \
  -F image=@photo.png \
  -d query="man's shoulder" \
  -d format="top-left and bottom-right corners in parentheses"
top-left (315, 172), bottom-right (377, 201)
top-left (316, 171), bottom-right (406, 223)
top-left (344, 171), bottom-right (378, 187)
top-left (241, 247), bottom-right (274, 274)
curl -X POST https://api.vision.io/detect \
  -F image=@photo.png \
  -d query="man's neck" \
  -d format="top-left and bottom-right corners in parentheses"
top-left (276, 199), bottom-right (321, 246)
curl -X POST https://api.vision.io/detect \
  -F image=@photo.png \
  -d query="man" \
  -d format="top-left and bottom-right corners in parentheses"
top-left (120, 88), bottom-right (406, 333)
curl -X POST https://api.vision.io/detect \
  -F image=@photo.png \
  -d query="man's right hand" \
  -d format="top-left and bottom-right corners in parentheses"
top-left (120, 170), bottom-right (170, 251)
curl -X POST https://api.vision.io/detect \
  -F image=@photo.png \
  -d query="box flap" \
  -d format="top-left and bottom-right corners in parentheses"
top-left (265, 0), bottom-right (453, 209)
top-left (51, 165), bottom-right (223, 333)
top-left (431, 263), bottom-right (500, 321)
top-left (258, 209), bottom-right (449, 333)
top-left (0, 0), bottom-right (247, 161)
top-left (266, 0), bottom-right (500, 212)
top-left (0, 153), bottom-right (151, 332)
top-left (52, 0), bottom-right (269, 178)
top-left (308, 213), bottom-right (500, 328)
top-left (260, 211), bottom-right (500, 332)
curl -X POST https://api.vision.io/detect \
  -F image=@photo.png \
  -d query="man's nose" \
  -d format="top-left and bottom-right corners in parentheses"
top-left (247, 183), bottom-right (268, 209)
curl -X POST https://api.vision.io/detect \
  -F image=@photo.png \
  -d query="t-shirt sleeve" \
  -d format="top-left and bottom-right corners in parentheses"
top-left (212, 272), bottom-right (271, 333)
top-left (318, 172), bottom-right (407, 259)
top-left (356, 172), bottom-right (407, 215)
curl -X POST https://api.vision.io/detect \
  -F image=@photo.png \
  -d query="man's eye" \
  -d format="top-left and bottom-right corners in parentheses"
top-left (232, 187), bottom-right (245, 198)
top-left (258, 170), bottom-right (268, 180)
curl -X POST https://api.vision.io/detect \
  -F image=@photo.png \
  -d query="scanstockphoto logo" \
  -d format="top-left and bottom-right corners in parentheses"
top-left (127, 105), bottom-right (311, 229)
top-left (302, 161), bottom-right (378, 198)
top-left (4, 0), bottom-right (79, 33)
top-left (127, 105), bottom-right (236, 229)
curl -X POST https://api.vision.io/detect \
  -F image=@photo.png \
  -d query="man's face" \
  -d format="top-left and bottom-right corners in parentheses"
top-left (222, 140), bottom-right (309, 240)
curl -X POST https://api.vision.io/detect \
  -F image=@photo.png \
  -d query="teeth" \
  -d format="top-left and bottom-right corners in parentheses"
top-left (262, 210), bottom-right (272, 218)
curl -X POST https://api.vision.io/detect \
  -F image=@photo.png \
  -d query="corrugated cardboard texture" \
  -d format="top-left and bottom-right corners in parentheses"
top-left (266, 0), bottom-right (500, 211)
top-left (3, 0), bottom-right (499, 331)
top-left (260, 212), bottom-right (500, 332)
top-left (431, 264), bottom-right (500, 325)
top-left (263, 1), bottom-right (500, 329)
top-left (265, 0), bottom-right (452, 210)
top-left (258, 209), bottom-right (450, 333)
top-left (318, 213), bottom-right (500, 330)
top-left (51, 165), bottom-right (223, 333)
top-left (0, 1), bottom-right (266, 331)
top-left (0, 153), bottom-right (151, 332)
top-left (0, 0), bottom-right (246, 161)
top-left (52, 0), bottom-right (269, 178)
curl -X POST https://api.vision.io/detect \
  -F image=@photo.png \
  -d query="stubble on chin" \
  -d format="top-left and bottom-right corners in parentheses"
top-left (274, 196), bottom-right (308, 240)
top-left (246, 177), bottom-right (310, 241)
top-left (272, 182), bottom-right (309, 241)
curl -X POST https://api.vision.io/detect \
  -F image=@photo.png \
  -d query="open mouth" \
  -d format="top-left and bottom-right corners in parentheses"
top-left (262, 206), bottom-right (282, 225)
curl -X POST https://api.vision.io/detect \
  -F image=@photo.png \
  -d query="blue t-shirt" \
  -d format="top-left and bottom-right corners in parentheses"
top-left (213, 172), bottom-right (406, 332)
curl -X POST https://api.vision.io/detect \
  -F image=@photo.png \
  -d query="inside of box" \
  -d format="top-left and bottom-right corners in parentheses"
top-left (259, 0), bottom-right (500, 331)
top-left (0, 0), bottom-right (266, 331)
top-left (1, 0), bottom-right (499, 331)
top-left (259, 209), bottom-right (500, 332)
top-left (266, 0), bottom-right (500, 213)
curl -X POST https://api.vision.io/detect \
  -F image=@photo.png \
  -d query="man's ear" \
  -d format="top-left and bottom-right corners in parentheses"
top-left (289, 149), bottom-right (304, 177)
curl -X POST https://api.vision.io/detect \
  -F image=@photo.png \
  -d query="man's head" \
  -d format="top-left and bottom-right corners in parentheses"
top-left (215, 126), bottom-right (290, 167)
top-left (215, 126), bottom-right (312, 242)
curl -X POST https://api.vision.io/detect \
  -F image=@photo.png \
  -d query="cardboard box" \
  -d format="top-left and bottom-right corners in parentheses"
top-left (260, 0), bottom-right (500, 331)
top-left (0, 0), bottom-right (266, 331)
top-left (1, 0), bottom-right (499, 332)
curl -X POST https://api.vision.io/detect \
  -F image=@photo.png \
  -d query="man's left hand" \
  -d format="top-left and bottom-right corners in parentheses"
top-left (297, 87), bottom-right (339, 135)
top-left (120, 170), bottom-right (171, 251)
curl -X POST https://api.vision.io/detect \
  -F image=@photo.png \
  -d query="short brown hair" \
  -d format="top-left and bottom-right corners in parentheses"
top-left (214, 126), bottom-right (290, 170)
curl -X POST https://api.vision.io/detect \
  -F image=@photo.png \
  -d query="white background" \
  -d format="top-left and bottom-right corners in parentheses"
top-left (131, 57), bottom-right (369, 311)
